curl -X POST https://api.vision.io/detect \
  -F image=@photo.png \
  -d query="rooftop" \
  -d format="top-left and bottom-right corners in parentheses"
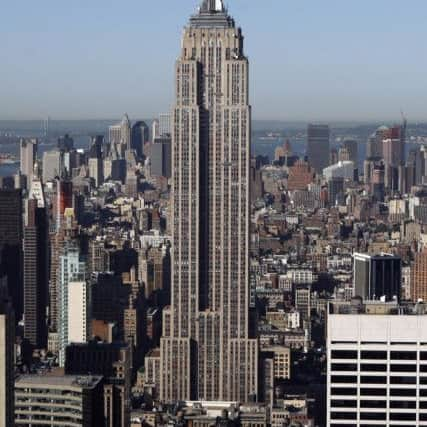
top-left (16, 375), bottom-right (103, 389)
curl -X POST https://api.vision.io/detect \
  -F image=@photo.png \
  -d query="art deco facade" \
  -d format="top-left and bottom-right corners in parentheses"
top-left (160, 0), bottom-right (258, 403)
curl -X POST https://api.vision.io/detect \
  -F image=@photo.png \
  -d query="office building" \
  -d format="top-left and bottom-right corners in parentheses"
top-left (15, 375), bottom-right (104, 426)
top-left (287, 160), bottom-right (315, 191)
top-left (327, 301), bottom-right (427, 426)
top-left (131, 121), bottom-right (149, 159)
top-left (58, 242), bottom-right (87, 367)
top-left (411, 249), bottom-right (427, 302)
top-left (88, 157), bottom-right (103, 187)
top-left (0, 189), bottom-right (23, 322)
top-left (307, 124), bottom-right (330, 174)
top-left (109, 114), bottom-right (131, 150)
top-left (57, 134), bottom-right (74, 152)
top-left (65, 342), bottom-right (132, 427)
top-left (158, 113), bottom-right (171, 137)
top-left (328, 176), bottom-right (345, 206)
top-left (353, 253), bottom-right (402, 301)
top-left (23, 196), bottom-right (49, 349)
top-left (262, 346), bottom-right (291, 380)
top-left (42, 150), bottom-right (62, 183)
top-left (151, 137), bottom-right (172, 178)
top-left (323, 160), bottom-right (355, 181)
top-left (0, 284), bottom-right (15, 427)
top-left (343, 139), bottom-right (358, 166)
top-left (20, 138), bottom-right (37, 186)
top-left (158, 0), bottom-right (258, 403)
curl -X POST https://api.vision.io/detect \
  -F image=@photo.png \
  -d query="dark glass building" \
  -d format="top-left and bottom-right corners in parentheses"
top-left (354, 253), bottom-right (402, 301)
top-left (0, 189), bottom-right (23, 322)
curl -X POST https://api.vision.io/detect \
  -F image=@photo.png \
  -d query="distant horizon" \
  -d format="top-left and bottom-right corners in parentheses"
top-left (1, 0), bottom-right (426, 121)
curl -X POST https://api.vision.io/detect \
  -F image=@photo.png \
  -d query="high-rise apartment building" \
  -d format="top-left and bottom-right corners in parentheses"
top-left (353, 253), bottom-right (402, 301)
top-left (58, 242), bottom-right (86, 367)
top-left (307, 124), bottom-right (330, 174)
top-left (328, 301), bottom-right (427, 426)
top-left (159, 0), bottom-right (258, 403)
top-left (68, 281), bottom-right (91, 345)
top-left (0, 189), bottom-right (23, 322)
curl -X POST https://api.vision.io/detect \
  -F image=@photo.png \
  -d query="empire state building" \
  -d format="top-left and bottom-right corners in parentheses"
top-left (159, 0), bottom-right (258, 402)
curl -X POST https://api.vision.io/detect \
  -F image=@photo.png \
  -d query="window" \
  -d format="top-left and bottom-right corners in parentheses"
top-left (390, 376), bottom-right (416, 384)
top-left (331, 388), bottom-right (357, 396)
top-left (360, 413), bottom-right (386, 421)
top-left (331, 363), bottom-right (357, 371)
top-left (360, 364), bottom-right (387, 372)
top-left (390, 401), bottom-right (416, 409)
top-left (361, 351), bottom-right (387, 359)
top-left (331, 412), bottom-right (357, 420)
top-left (390, 364), bottom-right (416, 372)
top-left (390, 351), bottom-right (416, 360)
top-left (331, 350), bottom-right (357, 359)
top-left (331, 400), bottom-right (357, 408)
top-left (331, 376), bottom-right (357, 384)
top-left (390, 388), bottom-right (416, 397)
top-left (361, 376), bottom-right (386, 384)
top-left (360, 388), bottom-right (386, 396)
top-left (360, 400), bottom-right (386, 408)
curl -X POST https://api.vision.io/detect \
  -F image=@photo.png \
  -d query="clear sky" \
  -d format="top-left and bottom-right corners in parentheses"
top-left (1, 0), bottom-right (426, 122)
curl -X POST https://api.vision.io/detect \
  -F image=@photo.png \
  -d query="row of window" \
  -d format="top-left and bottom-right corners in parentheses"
top-left (332, 350), bottom-right (427, 360)
top-left (331, 399), bottom-right (427, 409)
top-left (331, 363), bottom-right (427, 372)
top-left (331, 387), bottom-right (427, 396)
top-left (331, 411), bottom-right (427, 421)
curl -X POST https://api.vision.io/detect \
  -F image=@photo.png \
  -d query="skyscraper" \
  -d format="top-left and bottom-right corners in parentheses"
top-left (58, 242), bottom-right (86, 367)
top-left (158, 113), bottom-right (171, 137)
top-left (131, 121), bottom-right (149, 159)
top-left (307, 124), bottom-right (330, 174)
top-left (327, 301), bottom-right (427, 426)
top-left (159, 0), bottom-right (258, 403)
top-left (0, 189), bottom-right (23, 322)
top-left (411, 249), bottom-right (427, 302)
top-left (20, 138), bottom-right (37, 186)
top-left (353, 253), bottom-right (402, 301)
top-left (23, 195), bottom-right (49, 349)
top-left (0, 279), bottom-right (14, 427)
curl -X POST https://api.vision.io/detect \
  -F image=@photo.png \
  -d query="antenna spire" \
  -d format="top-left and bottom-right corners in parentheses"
top-left (200, 0), bottom-right (225, 13)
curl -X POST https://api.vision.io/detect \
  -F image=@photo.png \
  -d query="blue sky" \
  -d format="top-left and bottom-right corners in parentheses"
top-left (1, 0), bottom-right (426, 121)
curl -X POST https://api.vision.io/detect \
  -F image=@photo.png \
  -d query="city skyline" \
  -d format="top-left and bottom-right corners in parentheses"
top-left (1, 0), bottom-right (426, 121)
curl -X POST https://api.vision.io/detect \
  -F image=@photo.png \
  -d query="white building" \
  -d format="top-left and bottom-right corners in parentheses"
top-left (42, 150), bottom-right (62, 183)
top-left (58, 244), bottom-right (86, 367)
top-left (323, 160), bottom-right (355, 181)
top-left (68, 281), bottom-right (90, 345)
top-left (328, 303), bottom-right (427, 426)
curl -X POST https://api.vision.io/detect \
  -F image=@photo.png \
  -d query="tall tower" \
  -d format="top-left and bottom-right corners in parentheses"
top-left (159, 0), bottom-right (258, 403)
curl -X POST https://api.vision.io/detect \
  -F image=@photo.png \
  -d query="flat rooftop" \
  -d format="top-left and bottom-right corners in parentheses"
top-left (16, 375), bottom-right (103, 389)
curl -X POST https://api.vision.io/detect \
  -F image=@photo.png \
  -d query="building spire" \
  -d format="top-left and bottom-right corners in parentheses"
top-left (200, 0), bottom-right (225, 13)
